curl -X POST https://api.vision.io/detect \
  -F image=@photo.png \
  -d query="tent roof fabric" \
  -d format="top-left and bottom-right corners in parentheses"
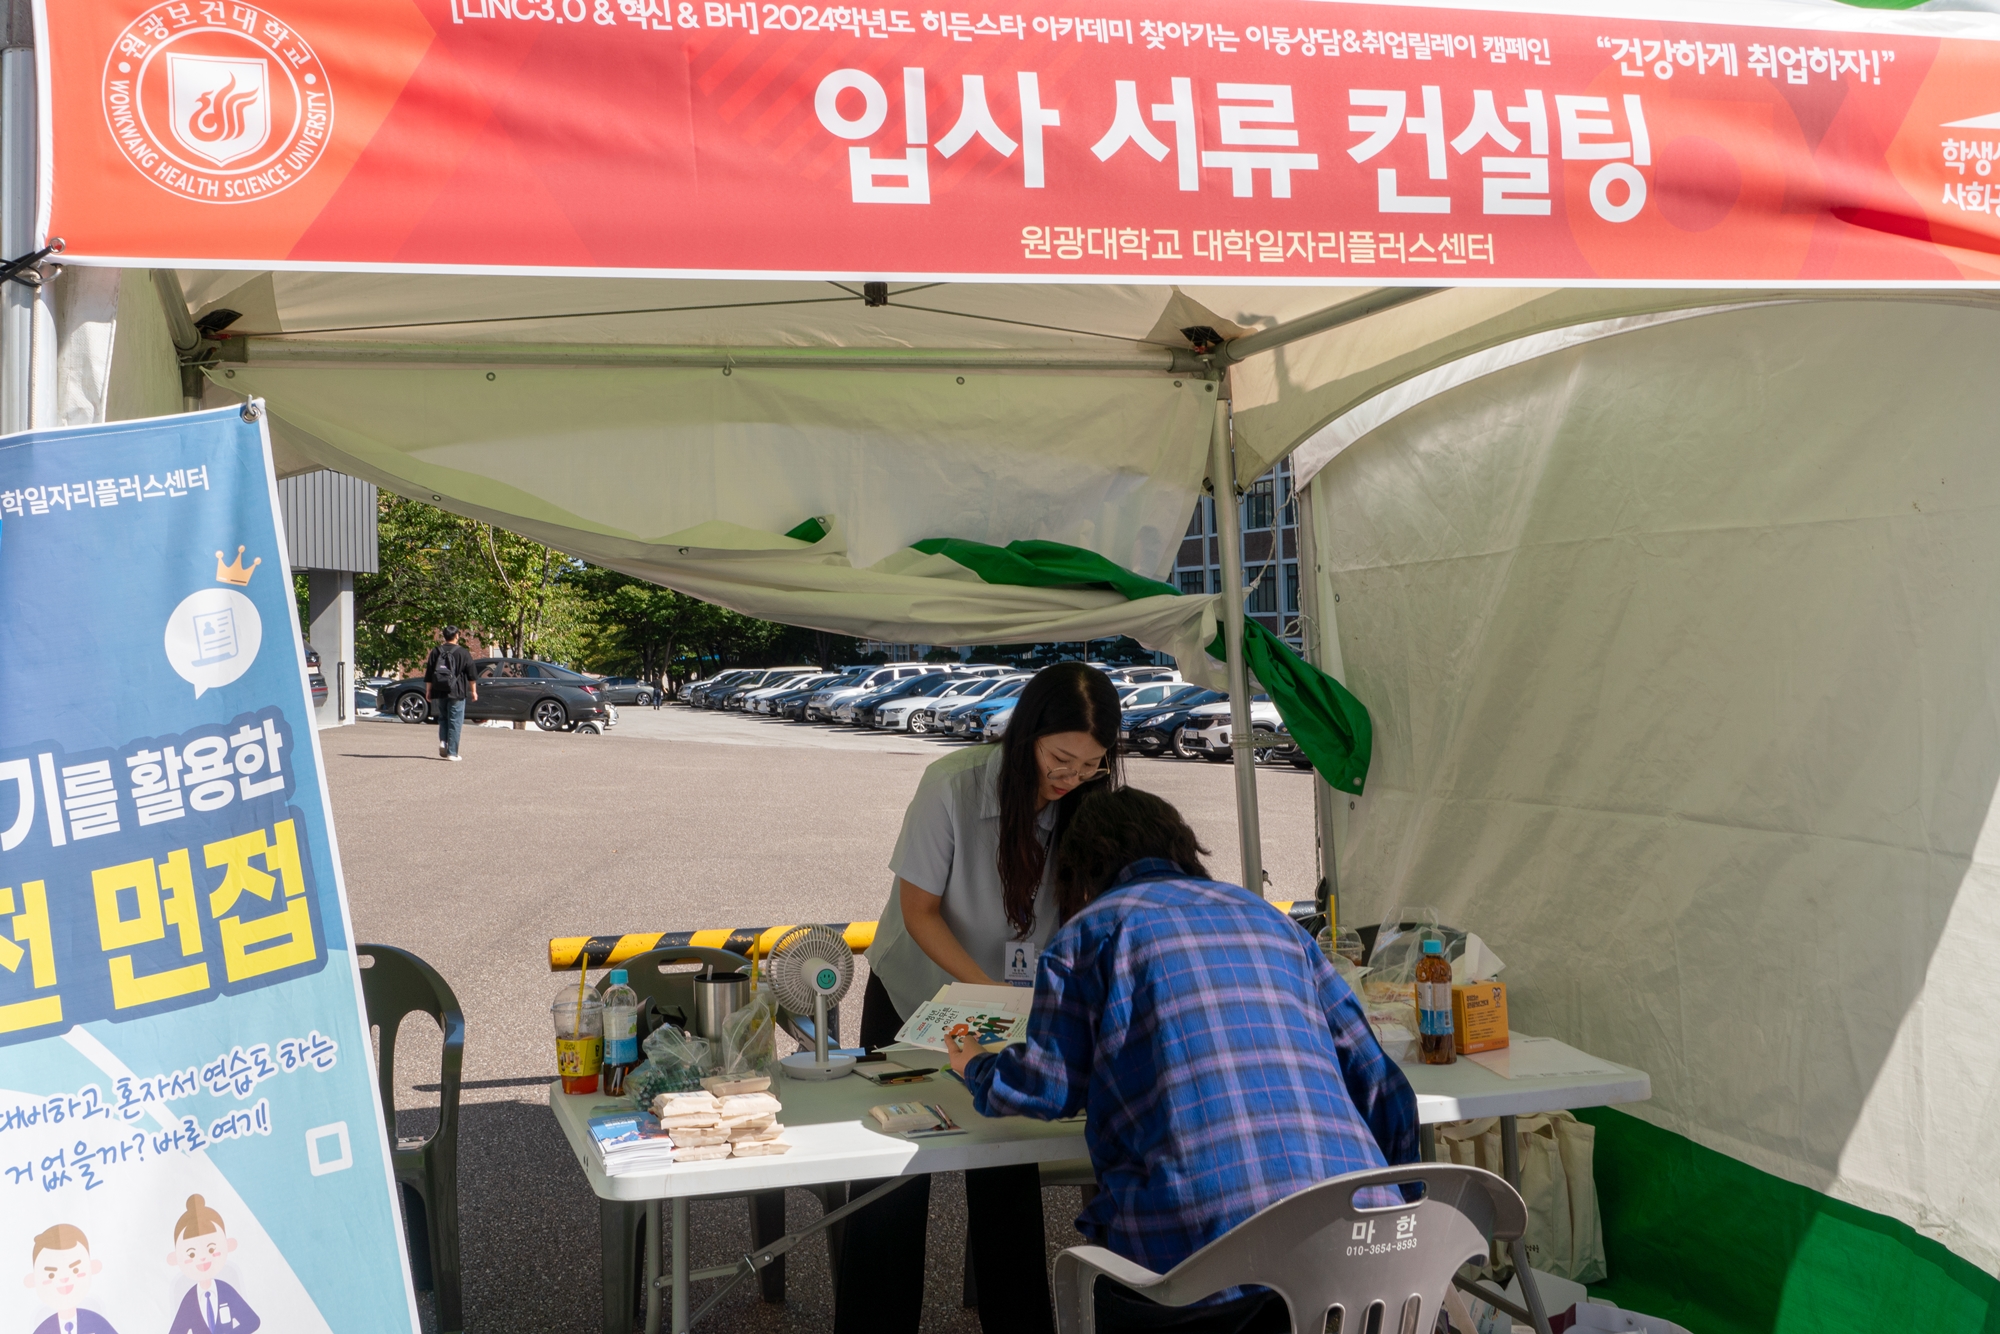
top-left (188, 274), bottom-right (1994, 486)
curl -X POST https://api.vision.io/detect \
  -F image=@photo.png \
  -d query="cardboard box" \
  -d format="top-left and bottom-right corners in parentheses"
top-left (1451, 981), bottom-right (1508, 1054)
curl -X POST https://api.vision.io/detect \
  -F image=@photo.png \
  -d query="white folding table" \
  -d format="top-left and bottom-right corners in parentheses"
top-left (549, 1038), bottom-right (1649, 1334)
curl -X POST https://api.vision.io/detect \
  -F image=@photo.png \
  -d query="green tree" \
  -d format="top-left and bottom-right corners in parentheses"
top-left (357, 493), bottom-right (865, 681)
top-left (573, 567), bottom-right (731, 686)
top-left (354, 494), bottom-right (586, 673)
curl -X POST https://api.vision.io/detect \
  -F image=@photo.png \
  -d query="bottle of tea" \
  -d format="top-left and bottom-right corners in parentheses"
top-left (1416, 938), bottom-right (1457, 1065)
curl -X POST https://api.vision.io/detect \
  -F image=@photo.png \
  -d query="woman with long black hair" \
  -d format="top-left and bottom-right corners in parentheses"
top-left (835, 660), bottom-right (1124, 1334)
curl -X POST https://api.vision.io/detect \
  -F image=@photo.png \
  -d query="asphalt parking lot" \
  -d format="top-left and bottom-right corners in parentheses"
top-left (329, 704), bottom-right (1319, 1333)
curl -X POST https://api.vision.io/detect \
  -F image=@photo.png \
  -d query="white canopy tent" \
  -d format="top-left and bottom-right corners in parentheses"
top-left (33, 263), bottom-right (2000, 1329)
top-left (48, 271), bottom-right (1875, 892)
top-left (11, 0), bottom-right (2000, 1322)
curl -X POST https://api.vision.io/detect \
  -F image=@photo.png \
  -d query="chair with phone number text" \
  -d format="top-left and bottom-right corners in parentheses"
top-left (1053, 1162), bottom-right (1533, 1334)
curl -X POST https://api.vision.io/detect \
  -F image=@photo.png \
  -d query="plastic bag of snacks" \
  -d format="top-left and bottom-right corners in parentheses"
top-left (716, 991), bottom-right (777, 1081)
top-left (626, 1024), bottom-right (711, 1111)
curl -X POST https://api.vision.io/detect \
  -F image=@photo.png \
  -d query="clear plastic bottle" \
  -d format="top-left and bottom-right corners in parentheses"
top-left (1415, 938), bottom-right (1456, 1065)
top-left (601, 968), bottom-right (641, 1096)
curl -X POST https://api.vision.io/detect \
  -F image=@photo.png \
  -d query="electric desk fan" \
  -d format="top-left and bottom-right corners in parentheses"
top-left (767, 924), bottom-right (856, 1080)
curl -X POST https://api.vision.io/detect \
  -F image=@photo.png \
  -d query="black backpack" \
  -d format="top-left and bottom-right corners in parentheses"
top-left (429, 646), bottom-right (460, 690)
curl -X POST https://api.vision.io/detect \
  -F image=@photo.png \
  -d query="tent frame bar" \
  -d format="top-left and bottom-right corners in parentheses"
top-left (222, 338), bottom-right (1198, 373)
top-left (211, 286), bottom-right (1443, 377)
top-left (0, 47), bottom-right (35, 434)
top-left (1208, 398), bottom-right (1265, 897)
top-left (1213, 286), bottom-right (1444, 365)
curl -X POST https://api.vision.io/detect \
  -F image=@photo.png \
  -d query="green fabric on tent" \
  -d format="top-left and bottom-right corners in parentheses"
top-left (1576, 1107), bottom-right (1999, 1334)
top-left (784, 516), bottom-right (830, 544)
top-left (912, 537), bottom-right (1372, 793)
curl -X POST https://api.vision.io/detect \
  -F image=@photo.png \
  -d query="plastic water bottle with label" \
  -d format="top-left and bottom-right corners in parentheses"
top-left (1415, 938), bottom-right (1456, 1065)
top-left (602, 968), bottom-right (640, 1095)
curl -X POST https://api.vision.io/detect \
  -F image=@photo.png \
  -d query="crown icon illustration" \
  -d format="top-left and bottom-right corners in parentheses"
top-left (214, 546), bottom-right (262, 586)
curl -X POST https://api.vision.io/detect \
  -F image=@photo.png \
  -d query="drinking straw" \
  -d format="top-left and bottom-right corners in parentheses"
top-left (575, 962), bottom-right (587, 1037)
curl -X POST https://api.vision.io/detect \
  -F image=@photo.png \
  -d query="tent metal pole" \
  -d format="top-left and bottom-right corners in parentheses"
top-left (1214, 287), bottom-right (1443, 366)
top-left (0, 46), bottom-right (35, 435)
top-left (149, 269), bottom-right (210, 411)
top-left (229, 338), bottom-right (1191, 373)
top-left (223, 286), bottom-right (1443, 377)
top-left (1292, 478), bottom-right (1341, 929)
top-left (1208, 395), bottom-right (1265, 897)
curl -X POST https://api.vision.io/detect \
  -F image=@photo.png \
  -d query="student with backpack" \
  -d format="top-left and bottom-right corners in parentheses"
top-left (424, 627), bottom-right (478, 761)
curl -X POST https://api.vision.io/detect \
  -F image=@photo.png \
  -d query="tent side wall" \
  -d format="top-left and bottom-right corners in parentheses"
top-left (1307, 299), bottom-right (2000, 1330)
top-left (53, 268), bottom-right (181, 426)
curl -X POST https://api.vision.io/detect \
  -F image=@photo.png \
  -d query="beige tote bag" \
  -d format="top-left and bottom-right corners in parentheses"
top-left (1433, 1111), bottom-right (1606, 1283)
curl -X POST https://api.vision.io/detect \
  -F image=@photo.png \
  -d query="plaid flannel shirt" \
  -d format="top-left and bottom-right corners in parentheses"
top-left (963, 859), bottom-right (1419, 1284)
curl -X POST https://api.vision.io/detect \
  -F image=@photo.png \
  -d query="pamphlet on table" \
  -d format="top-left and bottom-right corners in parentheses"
top-left (892, 983), bottom-right (1031, 1052)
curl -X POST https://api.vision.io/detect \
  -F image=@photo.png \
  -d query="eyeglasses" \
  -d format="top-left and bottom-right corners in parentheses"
top-left (1041, 755), bottom-right (1111, 784)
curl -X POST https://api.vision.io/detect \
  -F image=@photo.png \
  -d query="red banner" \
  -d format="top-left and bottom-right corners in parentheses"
top-left (40, 0), bottom-right (2000, 281)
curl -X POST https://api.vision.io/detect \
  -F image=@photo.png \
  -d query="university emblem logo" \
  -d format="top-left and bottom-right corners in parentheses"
top-left (167, 54), bottom-right (270, 167)
top-left (102, 3), bottom-right (333, 203)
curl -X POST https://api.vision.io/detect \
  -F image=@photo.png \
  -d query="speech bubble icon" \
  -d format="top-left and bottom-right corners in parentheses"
top-left (164, 587), bottom-right (263, 698)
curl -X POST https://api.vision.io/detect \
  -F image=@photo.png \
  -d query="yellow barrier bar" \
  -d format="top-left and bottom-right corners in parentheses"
top-left (547, 903), bottom-right (1310, 971)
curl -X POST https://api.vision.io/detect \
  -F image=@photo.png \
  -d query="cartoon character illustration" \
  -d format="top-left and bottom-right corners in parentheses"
top-left (22, 1223), bottom-right (120, 1334)
top-left (163, 1196), bottom-right (259, 1334)
top-left (944, 1012), bottom-right (1014, 1045)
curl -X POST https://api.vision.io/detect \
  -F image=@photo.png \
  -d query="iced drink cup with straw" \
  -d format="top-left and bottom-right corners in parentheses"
top-left (552, 985), bottom-right (605, 1094)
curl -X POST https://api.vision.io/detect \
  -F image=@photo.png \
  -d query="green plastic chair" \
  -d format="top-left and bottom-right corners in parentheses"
top-left (591, 946), bottom-right (801, 1333)
top-left (358, 943), bottom-right (465, 1334)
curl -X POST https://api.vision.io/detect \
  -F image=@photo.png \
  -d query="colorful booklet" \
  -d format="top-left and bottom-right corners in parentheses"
top-left (892, 984), bottom-right (1030, 1052)
top-left (893, 1003), bottom-right (1028, 1051)
top-left (589, 1111), bottom-right (678, 1175)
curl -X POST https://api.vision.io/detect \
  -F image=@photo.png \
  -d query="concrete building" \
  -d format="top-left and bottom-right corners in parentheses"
top-left (1171, 458), bottom-right (1302, 646)
top-left (277, 470), bottom-right (379, 729)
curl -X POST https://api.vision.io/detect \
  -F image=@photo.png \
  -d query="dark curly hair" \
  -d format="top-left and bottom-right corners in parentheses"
top-left (995, 662), bottom-right (1124, 936)
top-left (1054, 787), bottom-right (1210, 923)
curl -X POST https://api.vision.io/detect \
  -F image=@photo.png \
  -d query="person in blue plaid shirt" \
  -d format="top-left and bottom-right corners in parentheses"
top-left (945, 787), bottom-right (1420, 1334)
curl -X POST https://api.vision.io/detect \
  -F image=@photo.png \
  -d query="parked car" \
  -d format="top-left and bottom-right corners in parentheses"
top-left (707, 666), bottom-right (817, 710)
top-left (684, 670), bottom-right (755, 707)
top-left (903, 674), bottom-right (1019, 733)
top-left (353, 686), bottom-right (378, 716)
top-left (722, 668), bottom-right (818, 710)
top-left (806, 664), bottom-right (932, 722)
top-left (857, 673), bottom-right (964, 729)
top-left (1184, 697), bottom-right (1284, 762)
top-left (760, 674), bottom-right (844, 719)
top-left (698, 669), bottom-right (769, 709)
top-left (595, 676), bottom-right (657, 706)
top-left (941, 677), bottom-right (1031, 735)
top-left (1106, 665), bottom-right (1181, 685)
top-left (1113, 681), bottom-right (1184, 713)
top-left (1121, 686), bottom-right (1225, 757)
top-left (304, 643), bottom-right (328, 708)
top-left (1272, 719), bottom-right (1313, 770)
top-left (955, 692), bottom-right (1025, 741)
top-left (377, 658), bottom-right (611, 731)
top-left (746, 673), bottom-right (839, 715)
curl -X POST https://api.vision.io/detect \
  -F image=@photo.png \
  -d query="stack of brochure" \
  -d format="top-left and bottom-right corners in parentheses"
top-left (867, 1102), bottom-right (966, 1137)
top-left (588, 1111), bottom-right (679, 1176)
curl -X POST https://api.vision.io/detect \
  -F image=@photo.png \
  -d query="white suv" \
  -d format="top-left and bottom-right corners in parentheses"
top-left (1183, 697), bottom-right (1282, 762)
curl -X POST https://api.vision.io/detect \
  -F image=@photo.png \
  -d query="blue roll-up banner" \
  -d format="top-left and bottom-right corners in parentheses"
top-left (0, 408), bottom-right (418, 1334)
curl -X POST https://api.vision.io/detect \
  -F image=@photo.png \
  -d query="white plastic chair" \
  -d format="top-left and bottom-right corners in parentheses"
top-left (1053, 1162), bottom-right (1527, 1334)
